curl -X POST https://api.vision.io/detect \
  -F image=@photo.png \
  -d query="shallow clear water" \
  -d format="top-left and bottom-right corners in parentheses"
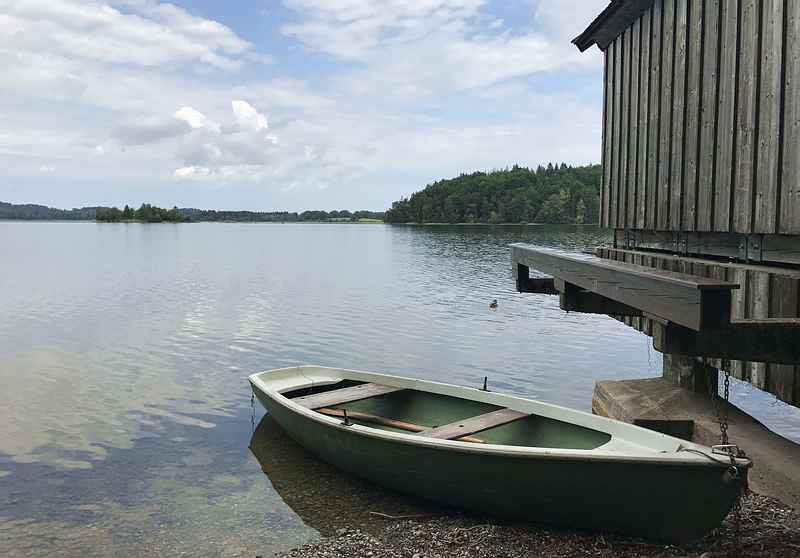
top-left (0, 222), bottom-right (794, 556)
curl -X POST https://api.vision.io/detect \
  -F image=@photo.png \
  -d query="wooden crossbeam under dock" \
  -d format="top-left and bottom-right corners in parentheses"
top-left (420, 408), bottom-right (529, 440)
top-left (291, 383), bottom-right (404, 409)
top-left (512, 244), bottom-right (738, 331)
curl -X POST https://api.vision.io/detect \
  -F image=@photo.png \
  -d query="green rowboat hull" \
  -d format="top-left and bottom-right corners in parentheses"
top-left (250, 366), bottom-right (747, 542)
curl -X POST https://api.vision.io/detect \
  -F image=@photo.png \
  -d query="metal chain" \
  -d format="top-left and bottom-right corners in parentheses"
top-left (706, 368), bottom-right (743, 557)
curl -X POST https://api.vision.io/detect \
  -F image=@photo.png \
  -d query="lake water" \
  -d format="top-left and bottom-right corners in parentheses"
top-left (1, 222), bottom-right (796, 557)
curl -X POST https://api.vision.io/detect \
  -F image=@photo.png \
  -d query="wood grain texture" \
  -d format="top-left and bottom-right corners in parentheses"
top-left (698, 0), bottom-right (721, 231)
top-left (769, 275), bottom-right (799, 402)
top-left (595, 247), bottom-right (800, 404)
top-left (728, 268), bottom-right (748, 380)
top-left (658, 0), bottom-right (676, 231)
top-left (613, 38), bottom-right (623, 230)
top-left (511, 244), bottom-right (737, 331)
top-left (780, 2), bottom-right (800, 233)
top-left (628, 18), bottom-right (642, 229)
top-left (755, 0), bottom-right (784, 234)
top-left (683, 0), bottom-right (703, 231)
top-left (733, 0), bottom-right (759, 233)
top-left (602, 51), bottom-right (613, 228)
top-left (420, 408), bottom-right (529, 440)
top-left (748, 270), bottom-right (771, 388)
top-left (620, 27), bottom-right (632, 228)
top-left (647, 1), bottom-right (663, 230)
top-left (670, 0), bottom-right (689, 231)
top-left (715, 0), bottom-right (739, 232)
top-left (637, 8), bottom-right (652, 229)
top-left (292, 383), bottom-right (404, 409)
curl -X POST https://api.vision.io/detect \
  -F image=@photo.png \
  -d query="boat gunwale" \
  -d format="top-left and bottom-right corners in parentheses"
top-left (249, 365), bottom-right (750, 468)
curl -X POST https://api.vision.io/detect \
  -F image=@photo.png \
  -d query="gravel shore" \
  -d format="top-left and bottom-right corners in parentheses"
top-left (275, 492), bottom-right (799, 558)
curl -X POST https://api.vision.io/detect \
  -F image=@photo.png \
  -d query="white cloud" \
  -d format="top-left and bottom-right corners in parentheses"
top-left (282, 0), bottom-right (603, 100)
top-left (39, 165), bottom-right (55, 173)
top-left (173, 165), bottom-right (211, 179)
top-left (231, 100), bottom-right (268, 131)
top-left (173, 107), bottom-right (219, 131)
top-left (0, 0), bottom-right (608, 210)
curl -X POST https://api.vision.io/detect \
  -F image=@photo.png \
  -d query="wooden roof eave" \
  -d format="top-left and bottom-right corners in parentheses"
top-left (572, 0), bottom-right (656, 52)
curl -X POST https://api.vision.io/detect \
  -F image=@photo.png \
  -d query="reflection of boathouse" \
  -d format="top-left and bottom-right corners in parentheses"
top-left (513, 0), bottom-right (800, 507)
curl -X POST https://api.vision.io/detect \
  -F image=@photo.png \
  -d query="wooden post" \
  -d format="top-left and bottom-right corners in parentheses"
top-left (662, 354), bottom-right (718, 396)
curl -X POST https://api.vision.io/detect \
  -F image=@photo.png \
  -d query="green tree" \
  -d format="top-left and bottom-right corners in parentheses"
top-left (384, 164), bottom-right (601, 224)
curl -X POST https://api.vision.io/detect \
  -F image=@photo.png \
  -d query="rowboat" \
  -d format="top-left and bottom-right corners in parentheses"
top-left (248, 365), bottom-right (750, 542)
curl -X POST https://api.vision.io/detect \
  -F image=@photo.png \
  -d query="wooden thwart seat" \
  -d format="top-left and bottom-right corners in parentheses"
top-left (420, 408), bottom-right (529, 440)
top-left (291, 382), bottom-right (404, 409)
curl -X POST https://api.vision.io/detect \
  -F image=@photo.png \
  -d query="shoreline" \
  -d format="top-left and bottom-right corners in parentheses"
top-left (276, 492), bottom-right (799, 558)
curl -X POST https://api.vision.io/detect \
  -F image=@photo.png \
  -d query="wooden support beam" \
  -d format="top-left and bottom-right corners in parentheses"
top-left (556, 279), bottom-right (643, 316)
top-left (514, 265), bottom-right (560, 294)
top-left (653, 320), bottom-right (800, 365)
top-left (662, 354), bottom-right (718, 395)
top-left (512, 244), bottom-right (738, 330)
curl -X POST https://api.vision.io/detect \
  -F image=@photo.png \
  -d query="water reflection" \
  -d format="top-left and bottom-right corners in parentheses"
top-left (249, 415), bottom-right (442, 537)
top-left (12, 221), bottom-right (790, 557)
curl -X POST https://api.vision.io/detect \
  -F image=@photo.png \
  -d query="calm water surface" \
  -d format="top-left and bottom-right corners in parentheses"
top-left (0, 222), bottom-right (793, 557)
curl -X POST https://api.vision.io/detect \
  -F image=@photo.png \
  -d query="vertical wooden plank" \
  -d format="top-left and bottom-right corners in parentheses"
top-left (748, 270), bottom-right (770, 389)
top-left (613, 38), bottom-right (623, 232)
top-left (683, 0), bottom-right (703, 231)
top-left (647, 1), bottom-right (663, 230)
top-left (780, 2), bottom-right (800, 233)
top-left (698, 0), bottom-right (721, 231)
top-left (637, 8), bottom-right (652, 230)
top-left (729, 267), bottom-right (749, 381)
top-left (755, 0), bottom-right (784, 233)
top-left (670, 0), bottom-right (688, 231)
top-left (658, 0), bottom-right (676, 231)
top-left (620, 28), bottom-right (632, 229)
top-left (628, 18), bottom-right (641, 229)
top-left (769, 275), bottom-right (799, 403)
top-left (602, 51), bottom-right (613, 228)
top-left (733, 0), bottom-right (759, 233)
top-left (715, 0), bottom-right (739, 232)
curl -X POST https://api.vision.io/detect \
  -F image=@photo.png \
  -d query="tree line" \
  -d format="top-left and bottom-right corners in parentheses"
top-left (0, 202), bottom-right (97, 220)
top-left (95, 204), bottom-right (385, 223)
top-left (96, 204), bottom-right (191, 222)
top-left (384, 163), bottom-right (601, 224)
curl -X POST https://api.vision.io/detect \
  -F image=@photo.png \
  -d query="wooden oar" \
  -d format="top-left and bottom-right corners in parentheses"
top-left (317, 407), bottom-right (485, 443)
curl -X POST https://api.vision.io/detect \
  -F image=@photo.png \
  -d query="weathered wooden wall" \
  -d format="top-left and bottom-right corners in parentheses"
top-left (601, 0), bottom-right (800, 234)
top-left (597, 246), bottom-right (800, 406)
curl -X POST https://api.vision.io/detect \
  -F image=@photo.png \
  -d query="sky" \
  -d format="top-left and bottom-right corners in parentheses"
top-left (0, 0), bottom-right (606, 211)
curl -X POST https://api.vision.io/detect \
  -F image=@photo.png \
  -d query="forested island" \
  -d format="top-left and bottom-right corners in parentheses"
top-left (384, 164), bottom-right (600, 224)
top-left (96, 205), bottom-right (384, 223)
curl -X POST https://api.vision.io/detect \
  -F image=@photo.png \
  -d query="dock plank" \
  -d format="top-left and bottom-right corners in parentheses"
top-left (420, 408), bottom-right (529, 440)
top-left (291, 383), bottom-right (404, 409)
top-left (512, 244), bottom-right (738, 331)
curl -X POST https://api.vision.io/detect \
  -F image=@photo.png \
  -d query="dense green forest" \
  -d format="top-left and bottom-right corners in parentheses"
top-left (384, 164), bottom-right (601, 224)
top-left (0, 202), bottom-right (97, 220)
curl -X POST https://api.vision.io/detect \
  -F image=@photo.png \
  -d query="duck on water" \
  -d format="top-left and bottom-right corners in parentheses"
top-left (249, 365), bottom-right (751, 543)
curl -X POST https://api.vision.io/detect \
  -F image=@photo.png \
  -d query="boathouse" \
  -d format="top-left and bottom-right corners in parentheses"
top-left (512, 0), bottom-right (800, 506)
